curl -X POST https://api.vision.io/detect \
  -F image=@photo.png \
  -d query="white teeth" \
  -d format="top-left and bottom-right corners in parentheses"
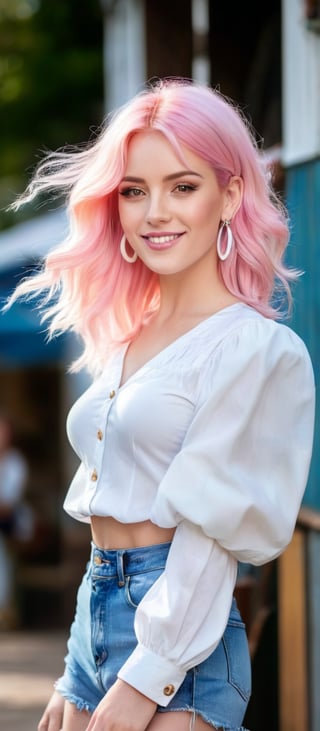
top-left (148, 234), bottom-right (180, 244)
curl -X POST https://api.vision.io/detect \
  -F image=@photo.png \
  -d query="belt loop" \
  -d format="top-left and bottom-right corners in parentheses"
top-left (117, 550), bottom-right (125, 586)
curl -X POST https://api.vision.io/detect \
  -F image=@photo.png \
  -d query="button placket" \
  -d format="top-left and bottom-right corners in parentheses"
top-left (90, 386), bottom-right (117, 487)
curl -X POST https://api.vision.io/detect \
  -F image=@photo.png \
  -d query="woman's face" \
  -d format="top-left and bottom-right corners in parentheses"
top-left (118, 130), bottom-right (239, 278)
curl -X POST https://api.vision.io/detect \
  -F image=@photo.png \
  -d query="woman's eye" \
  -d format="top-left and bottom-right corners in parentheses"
top-left (119, 187), bottom-right (144, 197)
top-left (174, 183), bottom-right (197, 193)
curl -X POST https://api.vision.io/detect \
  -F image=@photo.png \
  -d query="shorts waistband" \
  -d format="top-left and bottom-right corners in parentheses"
top-left (90, 541), bottom-right (171, 584)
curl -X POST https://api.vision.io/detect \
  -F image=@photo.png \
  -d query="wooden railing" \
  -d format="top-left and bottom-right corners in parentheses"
top-left (278, 506), bottom-right (320, 731)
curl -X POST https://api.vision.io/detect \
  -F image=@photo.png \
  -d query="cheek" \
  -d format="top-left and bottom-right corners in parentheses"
top-left (118, 203), bottom-right (142, 231)
top-left (188, 198), bottom-right (221, 232)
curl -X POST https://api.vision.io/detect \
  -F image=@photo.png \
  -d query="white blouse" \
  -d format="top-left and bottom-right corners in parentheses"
top-left (64, 303), bottom-right (315, 706)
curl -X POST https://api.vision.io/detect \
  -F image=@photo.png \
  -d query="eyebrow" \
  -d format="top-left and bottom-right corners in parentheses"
top-left (120, 170), bottom-right (203, 183)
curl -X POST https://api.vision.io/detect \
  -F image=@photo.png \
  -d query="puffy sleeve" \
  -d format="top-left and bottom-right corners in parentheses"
top-left (118, 318), bottom-right (315, 705)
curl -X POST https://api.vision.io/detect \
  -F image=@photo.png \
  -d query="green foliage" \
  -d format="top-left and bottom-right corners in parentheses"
top-left (0, 0), bottom-right (104, 229)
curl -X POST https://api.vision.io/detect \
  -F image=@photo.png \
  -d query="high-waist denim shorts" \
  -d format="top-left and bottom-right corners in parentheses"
top-left (55, 542), bottom-right (251, 730)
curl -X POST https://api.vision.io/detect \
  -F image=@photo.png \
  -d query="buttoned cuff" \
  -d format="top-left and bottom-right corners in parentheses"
top-left (117, 644), bottom-right (186, 706)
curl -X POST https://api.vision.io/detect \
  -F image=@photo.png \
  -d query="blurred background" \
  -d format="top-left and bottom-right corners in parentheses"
top-left (0, 1), bottom-right (319, 730)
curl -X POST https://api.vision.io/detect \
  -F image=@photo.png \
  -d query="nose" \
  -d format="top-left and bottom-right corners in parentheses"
top-left (146, 193), bottom-right (171, 224)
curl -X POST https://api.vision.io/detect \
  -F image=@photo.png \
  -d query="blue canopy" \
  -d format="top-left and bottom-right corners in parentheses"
top-left (0, 210), bottom-right (68, 367)
top-left (0, 267), bottom-right (65, 367)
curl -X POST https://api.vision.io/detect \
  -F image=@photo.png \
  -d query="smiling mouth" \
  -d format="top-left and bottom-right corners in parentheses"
top-left (143, 233), bottom-right (184, 249)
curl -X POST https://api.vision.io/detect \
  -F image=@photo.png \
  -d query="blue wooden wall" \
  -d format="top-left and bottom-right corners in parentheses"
top-left (285, 159), bottom-right (320, 509)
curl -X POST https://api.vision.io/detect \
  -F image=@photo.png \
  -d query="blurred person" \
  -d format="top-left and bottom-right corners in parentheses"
top-left (8, 79), bottom-right (315, 731)
top-left (0, 412), bottom-right (29, 628)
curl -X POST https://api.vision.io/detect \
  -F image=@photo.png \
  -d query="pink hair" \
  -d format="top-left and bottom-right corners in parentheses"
top-left (9, 79), bottom-right (295, 374)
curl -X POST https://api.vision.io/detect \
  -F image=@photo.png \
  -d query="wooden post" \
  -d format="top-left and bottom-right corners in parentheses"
top-left (277, 528), bottom-right (308, 731)
top-left (145, 0), bottom-right (192, 79)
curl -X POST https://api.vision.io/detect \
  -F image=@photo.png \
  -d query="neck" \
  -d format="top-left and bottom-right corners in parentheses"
top-left (157, 260), bottom-right (236, 321)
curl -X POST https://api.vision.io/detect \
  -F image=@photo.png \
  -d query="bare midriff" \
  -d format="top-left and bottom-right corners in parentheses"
top-left (91, 515), bottom-right (175, 550)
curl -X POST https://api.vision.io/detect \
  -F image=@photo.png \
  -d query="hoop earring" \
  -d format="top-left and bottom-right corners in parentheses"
top-left (120, 234), bottom-right (138, 263)
top-left (217, 220), bottom-right (233, 261)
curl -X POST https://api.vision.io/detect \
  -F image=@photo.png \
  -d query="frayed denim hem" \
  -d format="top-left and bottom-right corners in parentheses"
top-left (157, 705), bottom-right (250, 731)
top-left (54, 682), bottom-right (94, 714)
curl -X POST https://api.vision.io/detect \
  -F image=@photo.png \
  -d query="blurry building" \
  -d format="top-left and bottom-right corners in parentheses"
top-left (279, 2), bottom-right (320, 730)
top-left (0, 209), bottom-right (91, 628)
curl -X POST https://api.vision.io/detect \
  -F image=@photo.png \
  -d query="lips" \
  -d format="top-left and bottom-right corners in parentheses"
top-left (142, 232), bottom-right (184, 250)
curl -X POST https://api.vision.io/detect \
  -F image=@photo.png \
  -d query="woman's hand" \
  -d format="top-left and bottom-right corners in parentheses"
top-left (38, 690), bottom-right (65, 731)
top-left (86, 678), bottom-right (157, 731)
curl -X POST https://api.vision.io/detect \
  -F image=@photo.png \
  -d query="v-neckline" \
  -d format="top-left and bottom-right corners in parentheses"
top-left (116, 302), bottom-right (245, 388)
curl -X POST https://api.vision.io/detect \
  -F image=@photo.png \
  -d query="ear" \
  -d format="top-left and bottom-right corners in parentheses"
top-left (221, 176), bottom-right (243, 221)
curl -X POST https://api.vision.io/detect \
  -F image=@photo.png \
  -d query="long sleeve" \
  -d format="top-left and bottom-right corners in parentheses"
top-left (118, 318), bottom-right (315, 705)
top-left (118, 520), bottom-right (237, 705)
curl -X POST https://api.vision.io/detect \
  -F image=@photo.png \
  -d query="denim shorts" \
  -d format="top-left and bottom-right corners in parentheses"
top-left (55, 542), bottom-right (251, 730)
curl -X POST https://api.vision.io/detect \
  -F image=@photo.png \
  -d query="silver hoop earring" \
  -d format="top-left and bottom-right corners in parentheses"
top-left (217, 220), bottom-right (233, 261)
top-left (120, 234), bottom-right (138, 263)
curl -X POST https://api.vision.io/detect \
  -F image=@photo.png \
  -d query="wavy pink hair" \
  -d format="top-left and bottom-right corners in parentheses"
top-left (9, 79), bottom-right (295, 374)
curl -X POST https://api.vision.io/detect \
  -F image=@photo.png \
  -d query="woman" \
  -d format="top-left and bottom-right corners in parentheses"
top-left (9, 80), bottom-right (315, 731)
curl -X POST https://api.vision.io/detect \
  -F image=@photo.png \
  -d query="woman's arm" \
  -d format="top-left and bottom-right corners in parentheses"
top-left (118, 520), bottom-right (237, 704)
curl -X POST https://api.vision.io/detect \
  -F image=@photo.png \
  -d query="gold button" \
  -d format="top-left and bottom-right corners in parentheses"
top-left (97, 429), bottom-right (103, 440)
top-left (91, 469), bottom-right (98, 482)
top-left (109, 389), bottom-right (116, 399)
top-left (163, 684), bottom-right (175, 696)
top-left (94, 555), bottom-right (102, 564)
